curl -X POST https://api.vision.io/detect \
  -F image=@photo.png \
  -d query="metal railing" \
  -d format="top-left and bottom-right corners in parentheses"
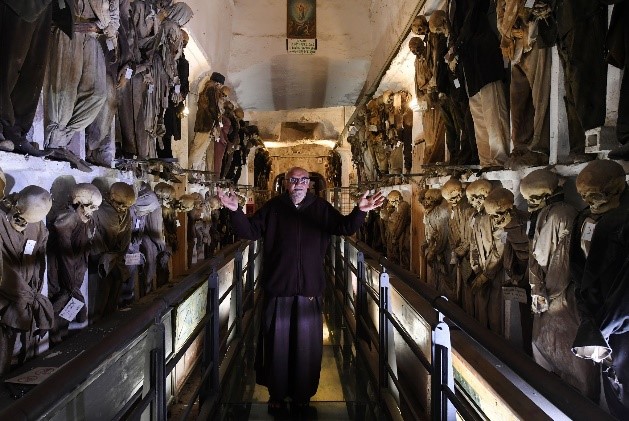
top-left (0, 240), bottom-right (261, 420)
top-left (327, 236), bottom-right (612, 421)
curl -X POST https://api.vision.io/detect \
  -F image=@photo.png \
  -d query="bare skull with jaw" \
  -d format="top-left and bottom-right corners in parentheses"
top-left (387, 190), bottom-right (402, 210)
top-left (411, 15), bottom-right (429, 36)
top-left (465, 179), bottom-right (493, 213)
top-left (7, 186), bottom-right (52, 232)
top-left (421, 188), bottom-right (443, 213)
top-left (484, 188), bottom-right (515, 229)
top-left (72, 183), bottom-right (103, 223)
top-left (108, 182), bottom-right (136, 214)
top-left (441, 178), bottom-right (465, 207)
top-left (576, 160), bottom-right (627, 215)
top-left (154, 182), bottom-right (176, 208)
top-left (520, 169), bottom-right (559, 212)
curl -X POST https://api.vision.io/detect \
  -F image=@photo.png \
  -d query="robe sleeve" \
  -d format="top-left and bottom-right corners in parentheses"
top-left (229, 203), bottom-right (270, 241)
top-left (325, 204), bottom-right (367, 236)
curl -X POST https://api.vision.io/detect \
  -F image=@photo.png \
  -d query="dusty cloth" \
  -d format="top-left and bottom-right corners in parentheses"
top-left (469, 211), bottom-right (504, 334)
top-left (468, 81), bottom-right (509, 167)
top-left (571, 189), bottom-right (629, 415)
top-left (556, 2), bottom-right (608, 153)
top-left (528, 200), bottom-right (599, 400)
top-left (230, 192), bottom-right (365, 401)
top-left (45, 0), bottom-right (119, 148)
top-left (607, 1), bottom-right (629, 145)
top-left (47, 209), bottom-right (94, 342)
top-left (193, 80), bottom-right (221, 133)
top-left (0, 2), bottom-right (54, 142)
top-left (188, 131), bottom-right (214, 171)
top-left (449, 0), bottom-right (506, 97)
top-left (425, 203), bottom-right (454, 299)
top-left (447, 199), bottom-right (475, 313)
top-left (90, 198), bottom-right (132, 318)
top-left (386, 201), bottom-right (410, 266)
top-left (160, 53), bottom-right (189, 158)
top-left (421, 101), bottom-right (446, 164)
top-left (141, 198), bottom-right (169, 290)
top-left (117, 0), bottom-right (158, 157)
top-left (0, 207), bottom-right (53, 373)
top-left (501, 209), bottom-right (533, 355)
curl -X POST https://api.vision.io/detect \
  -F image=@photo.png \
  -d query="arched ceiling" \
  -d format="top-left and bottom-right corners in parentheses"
top-left (184, 0), bottom-right (429, 142)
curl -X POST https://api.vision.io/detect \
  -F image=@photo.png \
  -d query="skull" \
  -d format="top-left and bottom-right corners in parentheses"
top-left (576, 160), bottom-right (627, 215)
top-left (177, 194), bottom-right (196, 212)
top-left (235, 107), bottom-right (245, 120)
top-left (220, 85), bottom-right (232, 98)
top-left (209, 195), bottom-right (222, 210)
top-left (429, 10), bottom-right (450, 35)
top-left (408, 37), bottom-right (426, 57)
top-left (72, 183), bottom-right (103, 223)
top-left (421, 189), bottom-right (443, 212)
top-left (387, 190), bottom-right (402, 209)
top-left (466, 179), bottom-right (493, 212)
top-left (411, 15), bottom-right (429, 36)
top-left (382, 90), bottom-right (393, 104)
top-left (484, 188), bottom-right (514, 229)
top-left (8, 186), bottom-right (52, 232)
top-left (154, 182), bottom-right (176, 207)
top-left (520, 169), bottom-right (559, 212)
top-left (441, 178), bottom-right (464, 206)
top-left (190, 192), bottom-right (204, 209)
top-left (109, 182), bottom-right (136, 214)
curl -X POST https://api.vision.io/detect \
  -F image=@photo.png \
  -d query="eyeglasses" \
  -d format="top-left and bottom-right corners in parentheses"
top-left (287, 177), bottom-right (310, 185)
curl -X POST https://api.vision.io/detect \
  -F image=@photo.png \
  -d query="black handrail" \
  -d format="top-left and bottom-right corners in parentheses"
top-left (341, 237), bottom-right (612, 420)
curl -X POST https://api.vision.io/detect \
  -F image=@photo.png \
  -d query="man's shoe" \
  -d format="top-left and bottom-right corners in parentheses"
top-left (608, 143), bottom-right (629, 160)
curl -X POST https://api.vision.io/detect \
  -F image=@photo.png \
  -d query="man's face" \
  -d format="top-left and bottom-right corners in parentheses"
top-left (285, 169), bottom-right (310, 205)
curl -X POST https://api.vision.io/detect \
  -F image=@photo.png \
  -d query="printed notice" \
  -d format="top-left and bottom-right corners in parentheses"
top-left (581, 222), bottom-right (596, 241)
top-left (287, 38), bottom-right (316, 55)
top-left (59, 298), bottom-right (84, 322)
top-left (125, 252), bottom-right (143, 266)
top-left (6, 367), bottom-right (58, 385)
top-left (503, 286), bottom-right (527, 303)
top-left (23, 240), bottom-right (36, 256)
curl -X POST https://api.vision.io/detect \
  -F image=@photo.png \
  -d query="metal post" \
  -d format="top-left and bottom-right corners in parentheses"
top-left (431, 312), bottom-right (455, 421)
top-left (235, 250), bottom-right (243, 336)
top-left (379, 271), bottom-right (390, 398)
top-left (154, 322), bottom-right (167, 421)
top-left (200, 267), bottom-right (219, 406)
top-left (355, 252), bottom-right (366, 344)
top-left (343, 240), bottom-right (350, 305)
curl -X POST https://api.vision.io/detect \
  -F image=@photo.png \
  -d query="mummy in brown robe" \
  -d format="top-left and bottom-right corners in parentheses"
top-left (441, 179), bottom-right (475, 310)
top-left (48, 183), bottom-right (101, 344)
top-left (385, 190), bottom-right (410, 266)
top-left (90, 182), bottom-right (136, 320)
top-left (420, 189), bottom-right (454, 299)
top-left (0, 185), bottom-right (53, 374)
top-left (154, 182), bottom-right (178, 253)
top-left (520, 169), bottom-right (599, 401)
top-left (467, 180), bottom-right (503, 335)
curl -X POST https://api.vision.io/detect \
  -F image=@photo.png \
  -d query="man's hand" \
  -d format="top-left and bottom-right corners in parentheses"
top-left (217, 188), bottom-right (239, 211)
top-left (357, 190), bottom-right (385, 212)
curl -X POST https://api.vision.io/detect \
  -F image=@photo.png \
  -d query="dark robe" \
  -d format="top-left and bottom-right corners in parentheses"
top-left (0, 207), bottom-right (52, 374)
top-left (230, 192), bottom-right (366, 401)
top-left (571, 188), bottom-right (629, 417)
top-left (47, 209), bottom-right (93, 343)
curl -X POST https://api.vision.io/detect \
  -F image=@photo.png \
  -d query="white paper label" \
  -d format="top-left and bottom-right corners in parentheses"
top-left (526, 221), bottom-right (531, 233)
top-left (125, 253), bottom-right (143, 266)
top-left (135, 219), bottom-right (141, 229)
top-left (125, 67), bottom-right (133, 79)
top-left (6, 367), bottom-right (59, 385)
top-left (176, 220), bottom-right (181, 227)
top-left (524, 0), bottom-right (535, 8)
top-left (106, 39), bottom-right (115, 51)
top-left (503, 286), bottom-right (527, 303)
top-left (23, 240), bottom-right (36, 256)
top-left (148, 84), bottom-right (154, 94)
top-left (500, 231), bottom-right (508, 244)
top-left (450, 251), bottom-right (457, 265)
top-left (581, 222), bottom-right (596, 241)
top-left (453, 78), bottom-right (460, 89)
top-left (58, 298), bottom-right (84, 322)
top-left (58, 0), bottom-right (66, 9)
top-left (174, 84), bottom-right (181, 94)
